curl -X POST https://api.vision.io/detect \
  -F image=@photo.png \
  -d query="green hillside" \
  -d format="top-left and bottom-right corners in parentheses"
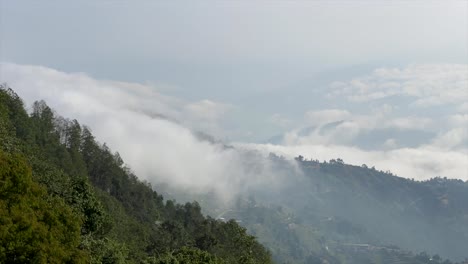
top-left (0, 86), bottom-right (272, 264)
top-left (155, 154), bottom-right (468, 263)
top-left (2, 85), bottom-right (467, 264)
top-left (176, 156), bottom-right (468, 264)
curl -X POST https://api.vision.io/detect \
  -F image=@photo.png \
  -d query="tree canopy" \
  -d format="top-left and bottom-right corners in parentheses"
top-left (0, 85), bottom-right (272, 263)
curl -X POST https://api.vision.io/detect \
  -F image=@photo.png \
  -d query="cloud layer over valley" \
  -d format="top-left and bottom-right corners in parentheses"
top-left (1, 63), bottom-right (467, 201)
top-left (1, 63), bottom-right (297, 202)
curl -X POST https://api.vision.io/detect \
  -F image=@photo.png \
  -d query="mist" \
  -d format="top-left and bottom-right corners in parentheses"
top-left (2, 63), bottom-right (466, 197)
top-left (1, 1), bottom-right (468, 262)
top-left (1, 62), bottom-right (303, 203)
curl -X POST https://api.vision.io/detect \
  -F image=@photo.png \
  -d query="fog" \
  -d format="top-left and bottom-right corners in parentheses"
top-left (1, 63), bottom-right (301, 203)
top-left (1, 63), bottom-right (467, 205)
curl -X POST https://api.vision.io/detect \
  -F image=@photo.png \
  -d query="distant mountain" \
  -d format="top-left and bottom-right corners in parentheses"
top-left (255, 157), bottom-right (468, 263)
top-left (157, 155), bottom-right (468, 264)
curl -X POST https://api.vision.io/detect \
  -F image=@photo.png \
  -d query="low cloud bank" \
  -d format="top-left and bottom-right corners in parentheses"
top-left (1, 63), bottom-right (466, 204)
top-left (1, 63), bottom-right (295, 202)
top-left (235, 143), bottom-right (468, 181)
top-left (262, 63), bottom-right (468, 180)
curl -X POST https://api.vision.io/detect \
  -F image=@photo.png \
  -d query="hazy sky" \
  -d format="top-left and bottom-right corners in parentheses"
top-left (1, 1), bottom-right (467, 185)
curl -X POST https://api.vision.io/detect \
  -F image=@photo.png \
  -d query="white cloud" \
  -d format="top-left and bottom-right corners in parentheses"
top-left (183, 99), bottom-right (233, 136)
top-left (458, 102), bottom-right (468, 113)
top-left (2, 62), bottom-right (467, 200)
top-left (1, 63), bottom-right (236, 136)
top-left (1, 62), bottom-right (295, 202)
top-left (283, 120), bottom-right (361, 146)
top-left (302, 64), bottom-right (468, 151)
top-left (268, 113), bottom-right (293, 128)
top-left (385, 117), bottom-right (433, 130)
top-left (304, 109), bottom-right (351, 127)
top-left (448, 114), bottom-right (468, 127)
top-left (383, 138), bottom-right (398, 149)
top-left (235, 143), bottom-right (468, 181)
top-left (184, 99), bottom-right (231, 122)
top-left (430, 128), bottom-right (468, 150)
top-left (329, 64), bottom-right (468, 108)
top-left (264, 64), bottom-right (468, 179)
top-left (281, 107), bottom-right (435, 147)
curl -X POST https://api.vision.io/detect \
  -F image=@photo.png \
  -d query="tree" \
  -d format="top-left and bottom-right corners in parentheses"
top-left (0, 85), bottom-right (31, 141)
top-left (0, 88), bottom-right (274, 264)
top-left (0, 151), bottom-right (87, 263)
top-left (146, 247), bottom-right (224, 264)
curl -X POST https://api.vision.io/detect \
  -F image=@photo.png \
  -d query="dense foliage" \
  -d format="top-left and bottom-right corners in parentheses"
top-left (0, 86), bottom-right (272, 263)
top-left (0, 151), bottom-right (87, 263)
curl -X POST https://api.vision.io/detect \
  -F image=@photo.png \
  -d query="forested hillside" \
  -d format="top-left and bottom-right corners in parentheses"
top-left (156, 158), bottom-right (468, 263)
top-left (2, 85), bottom-right (468, 264)
top-left (0, 86), bottom-right (272, 264)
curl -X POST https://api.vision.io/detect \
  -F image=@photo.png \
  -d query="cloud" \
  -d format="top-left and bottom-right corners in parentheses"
top-left (386, 117), bottom-right (433, 130)
top-left (290, 64), bottom-right (467, 152)
top-left (279, 107), bottom-right (436, 148)
top-left (1, 63), bottom-right (237, 136)
top-left (383, 138), bottom-right (398, 149)
top-left (268, 113), bottom-right (293, 128)
top-left (184, 100), bottom-right (231, 122)
top-left (304, 109), bottom-right (351, 127)
top-left (1, 62), bottom-right (296, 203)
top-left (183, 99), bottom-right (233, 137)
top-left (235, 143), bottom-right (468, 181)
top-left (458, 102), bottom-right (468, 112)
top-left (329, 64), bottom-right (468, 109)
top-left (262, 64), bottom-right (468, 180)
top-left (448, 114), bottom-right (468, 127)
top-left (2, 62), bottom-right (467, 201)
top-left (430, 128), bottom-right (468, 150)
top-left (283, 120), bottom-right (361, 146)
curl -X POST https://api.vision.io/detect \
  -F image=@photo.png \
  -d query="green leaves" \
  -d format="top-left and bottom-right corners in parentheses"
top-left (0, 151), bottom-right (87, 263)
top-left (0, 152), bottom-right (32, 204)
top-left (146, 247), bottom-right (225, 264)
top-left (0, 85), bottom-right (273, 263)
top-left (80, 236), bottom-right (129, 264)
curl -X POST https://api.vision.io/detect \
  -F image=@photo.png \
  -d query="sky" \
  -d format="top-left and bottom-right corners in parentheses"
top-left (0, 0), bottom-right (467, 192)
